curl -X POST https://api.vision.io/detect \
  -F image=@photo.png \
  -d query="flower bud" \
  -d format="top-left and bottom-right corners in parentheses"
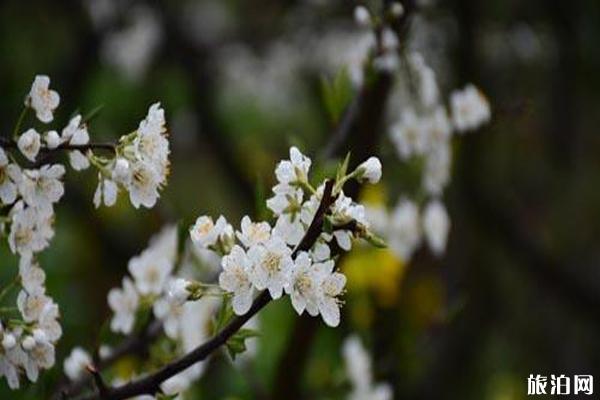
top-left (355, 157), bottom-right (382, 184)
top-left (45, 130), bottom-right (61, 149)
top-left (390, 2), bottom-right (404, 17)
top-left (112, 157), bottom-right (130, 182)
top-left (2, 334), bottom-right (16, 350)
top-left (354, 6), bottom-right (371, 27)
top-left (22, 336), bottom-right (36, 351)
top-left (168, 278), bottom-right (191, 305)
top-left (33, 329), bottom-right (47, 344)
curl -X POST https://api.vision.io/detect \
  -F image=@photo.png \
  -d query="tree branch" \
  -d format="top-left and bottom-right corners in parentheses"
top-left (77, 180), bottom-right (336, 400)
top-left (0, 137), bottom-right (116, 154)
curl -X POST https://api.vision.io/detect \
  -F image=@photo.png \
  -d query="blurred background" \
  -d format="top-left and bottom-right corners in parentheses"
top-left (1, 0), bottom-right (600, 399)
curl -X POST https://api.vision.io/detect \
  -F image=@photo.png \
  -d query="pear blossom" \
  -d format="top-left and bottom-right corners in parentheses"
top-left (315, 260), bottom-right (346, 327)
top-left (274, 146), bottom-right (311, 187)
top-left (390, 2), bottom-right (404, 17)
top-left (285, 252), bottom-right (319, 316)
top-left (236, 216), bottom-right (271, 247)
top-left (108, 277), bottom-right (139, 334)
top-left (61, 115), bottom-right (90, 171)
top-left (219, 245), bottom-right (254, 315)
top-left (8, 203), bottom-right (54, 256)
top-left (343, 335), bottom-right (392, 400)
top-left (18, 255), bottom-right (46, 295)
top-left (127, 160), bottom-right (162, 209)
top-left (422, 199), bottom-right (450, 256)
top-left (390, 109), bottom-right (427, 159)
top-left (93, 176), bottom-right (118, 208)
top-left (17, 129), bottom-right (41, 162)
top-left (190, 215), bottom-right (233, 251)
top-left (450, 84), bottom-right (491, 132)
top-left (17, 291), bottom-right (52, 323)
top-left (248, 237), bottom-right (293, 299)
top-left (272, 214), bottom-right (304, 246)
top-left (423, 142), bottom-right (451, 196)
top-left (63, 347), bottom-right (91, 380)
top-left (128, 248), bottom-right (173, 296)
top-left (153, 297), bottom-right (183, 339)
top-left (18, 165), bottom-right (65, 210)
top-left (26, 75), bottom-right (60, 123)
top-left (167, 278), bottom-right (191, 306)
top-left (0, 148), bottom-right (19, 204)
top-left (423, 106), bottom-right (452, 150)
top-left (388, 199), bottom-right (421, 261)
top-left (266, 185), bottom-right (303, 216)
top-left (132, 102), bottom-right (169, 170)
top-left (354, 6), bottom-right (371, 27)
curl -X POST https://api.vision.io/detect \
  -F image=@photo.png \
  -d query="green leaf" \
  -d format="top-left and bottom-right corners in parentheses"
top-left (225, 328), bottom-right (260, 360)
top-left (335, 151), bottom-right (352, 184)
top-left (321, 68), bottom-right (354, 125)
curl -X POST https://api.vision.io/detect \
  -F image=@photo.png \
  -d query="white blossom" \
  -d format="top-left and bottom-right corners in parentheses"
top-left (285, 252), bottom-right (319, 316)
top-left (127, 160), bottom-right (162, 209)
top-left (17, 129), bottom-right (41, 162)
top-left (18, 164), bottom-right (65, 210)
top-left (236, 215), bottom-right (271, 248)
top-left (26, 75), bottom-right (60, 123)
top-left (274, 146), bottom-right (311, 187)
top-left (166, 278), bottom-right (191, 306)
top-left (0, 148), bottom-right (19, 204)
top-left (153, 297), bottom-right (183, 340)
top-left (44, 130), bottom-right (61, 149)
top-left (63, 347), bottom-right (91, 380)
top-left (190, 215), bottom-right (233, 251)
top-left (354, 6), bottom-right (371, 27)
top-left (315, 260), bottom-right (346, 327)
top-left (108, 277), bottom-right (139, 334)
top-left (450, 84), bottom-right (491, 132)
top-left (219, 245), bottom-right (254, 315)
top-left (18, 255), bottom-right (46, 295)
top-left (8, 202), bottom-right (54, 256)
top-left (272, 214), bottom-right (304, 246)
top-left (423, 142), bottom-right (451, 196)
top-left (388, 199), bottom-right (421, 261)
top-left (93, 176), bottom-right (118, 208)
top-left (390, 109), bottom-right (427, 159)
top-left (343, 335), bottom-right (393, 400)
top-left (422, 199), bottom-right (450, 256)
top-left (248, 237), bottom-right (293, 299)
top-left (128, 248), bottom-right (173, 296)
top-left (61, 115), bottom-right (91, 171)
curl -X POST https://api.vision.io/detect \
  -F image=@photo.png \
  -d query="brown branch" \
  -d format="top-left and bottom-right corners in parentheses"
top-left (77, 181), bottom-right (336, 400)
top-left (54, 320), bottom-right (163, 400)
top-left (0, 137), bottom-right (116, 154)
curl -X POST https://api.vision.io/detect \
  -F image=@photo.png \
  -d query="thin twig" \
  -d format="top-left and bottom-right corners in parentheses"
top-left (0, 137), bottom-right (116, 154)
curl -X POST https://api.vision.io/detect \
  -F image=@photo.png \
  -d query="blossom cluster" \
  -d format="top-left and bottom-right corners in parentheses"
top-left (190, 147), bottom-right (383, 327)
top-left (0, 255), bottom-right (62, 389)
top-left (65, 225), bottom-right (251, 398)
top-left (344, 4), bottom-right (491, 262)
top-left (0, 75), bottom-right (169, 390)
